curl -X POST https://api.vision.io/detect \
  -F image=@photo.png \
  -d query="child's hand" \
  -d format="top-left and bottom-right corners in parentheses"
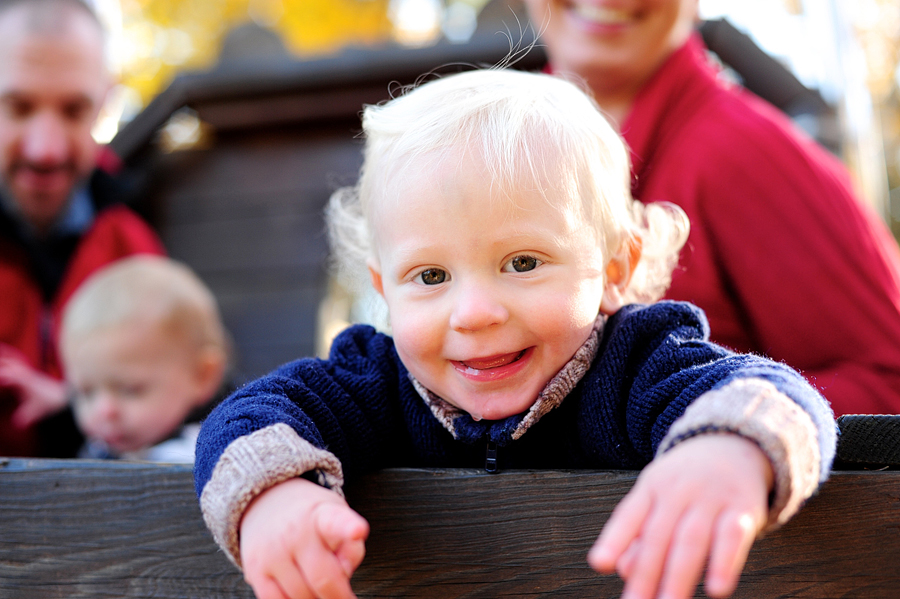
top-left (589, 434), bottom-right (773, 599)
top-left (239, 477), bottom-right (370, 599)
top-left (0, 344), bottom-right (69, 428)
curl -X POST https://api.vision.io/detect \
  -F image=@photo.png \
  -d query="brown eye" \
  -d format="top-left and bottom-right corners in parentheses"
top-left (2, 97), bottom-right (33, 120)
top-left (418, 268), bottom-right (447, 285)
top-left (507, 255), bottom-right (539, 273)
top-left (61, 99), bottom-right (92, 123)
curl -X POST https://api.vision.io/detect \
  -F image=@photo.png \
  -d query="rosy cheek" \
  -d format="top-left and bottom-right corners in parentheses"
top-left (392, 315), bottom-right (444, 376)
top-left (393, 324), bottom-right (430, 365)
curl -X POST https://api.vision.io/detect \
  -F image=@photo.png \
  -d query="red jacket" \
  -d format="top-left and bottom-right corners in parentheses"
top-left (0, 204), bottom-right (164, 455)
top-left (620, 35), bottom-right (900, 415)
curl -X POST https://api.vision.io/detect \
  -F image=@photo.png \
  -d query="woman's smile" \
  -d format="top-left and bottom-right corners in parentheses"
top-left (569, 2), bottom-right (634, 28)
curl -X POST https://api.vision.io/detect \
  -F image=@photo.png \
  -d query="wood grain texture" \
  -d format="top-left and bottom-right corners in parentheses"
top-left (1, 460), bottom-right (898, 598)
top-left (0, 459), bottom-right (251, 599)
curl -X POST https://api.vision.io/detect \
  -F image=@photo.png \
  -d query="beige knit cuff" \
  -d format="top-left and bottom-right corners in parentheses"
top-left (199, 423), bottom-right (344, 568)
top-left (657, 378), bottom-right (821, 532)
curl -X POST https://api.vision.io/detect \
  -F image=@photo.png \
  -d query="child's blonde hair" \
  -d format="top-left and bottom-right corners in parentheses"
top-left (327, 68), bottom-right (688, 318)
top-left (61, 255), bottom-right (229, 362)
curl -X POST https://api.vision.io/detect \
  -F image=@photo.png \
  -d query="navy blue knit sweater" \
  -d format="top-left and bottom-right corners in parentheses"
top-left (194, 302), bottom-right (836, 497)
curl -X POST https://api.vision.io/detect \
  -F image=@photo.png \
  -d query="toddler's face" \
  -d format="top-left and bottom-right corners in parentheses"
top-left (369, 155), bottom-right (613, 421)
top-left (64, 321), bottom-right (211, 455)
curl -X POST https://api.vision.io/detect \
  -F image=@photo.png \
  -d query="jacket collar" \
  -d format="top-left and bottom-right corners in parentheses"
top-left (410, 314), bottom-right (606, 445)
top-left (0, 181), bottom-right (94, 242)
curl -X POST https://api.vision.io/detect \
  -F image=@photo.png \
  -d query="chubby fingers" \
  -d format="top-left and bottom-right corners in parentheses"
top-left (240, 479), bottom-right (369, 599)
top-left (652, 505), bottom-right (715, 599)
top-left (316, 502), bottom-right (370, 576)
top-left (704, 510), bottom-right (759, 598)
top-left (253, 563), bottom-right (315, 599)
top-left (588, 487), bottom-right (651, 574)
top-left (275, 502), bottom-right (368, 599)
top-left (592, 495), bottom-right (708, 599)
top-left (593, 503), bottom-right (761, 599)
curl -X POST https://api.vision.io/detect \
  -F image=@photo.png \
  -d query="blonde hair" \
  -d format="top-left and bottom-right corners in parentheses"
top-left (327, 68), bottom-right (689, 317)
top-left (61, 255), bottom-right (229, 361)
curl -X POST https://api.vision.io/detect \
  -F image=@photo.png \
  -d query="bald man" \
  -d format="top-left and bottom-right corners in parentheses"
top-left (0, 0), bottom-right (164, 457)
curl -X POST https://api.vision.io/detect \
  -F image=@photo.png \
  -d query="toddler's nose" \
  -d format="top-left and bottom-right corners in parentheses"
top-left (91, 391), bottom-right (121, 422)
top-left (449, 282), bottom-right (509, 332)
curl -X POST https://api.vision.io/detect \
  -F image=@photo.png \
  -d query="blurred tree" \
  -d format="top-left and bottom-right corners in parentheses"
top-left (116, 0), bottom-right (392, 105)
top-left (841, 0), bottom-right (900, 232)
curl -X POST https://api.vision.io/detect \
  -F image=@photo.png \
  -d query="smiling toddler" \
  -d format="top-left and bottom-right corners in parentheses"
top-left (194, 69), bottom-right (836, 599)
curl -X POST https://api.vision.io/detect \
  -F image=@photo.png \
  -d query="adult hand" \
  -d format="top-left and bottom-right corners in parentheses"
top-left (0, 344), bottom-right (69, 428)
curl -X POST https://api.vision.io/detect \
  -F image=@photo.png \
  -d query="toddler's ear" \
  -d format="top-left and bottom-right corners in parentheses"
top-left (599, 237), bottom-right (642, 315)
top-left (368, 260), bottom-right (384, 298)
top-left (193, 346), bottom-right (227, 406)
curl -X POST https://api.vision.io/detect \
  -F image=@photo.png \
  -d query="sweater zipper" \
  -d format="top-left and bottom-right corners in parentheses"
top-left (484, 440), bottom-right (499, 474)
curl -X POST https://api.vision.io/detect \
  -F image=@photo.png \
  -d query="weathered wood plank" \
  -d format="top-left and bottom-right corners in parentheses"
top-left (0, 460), bottom-right (898, 598)
top-left (347, 469), bottom-right (900, 598)
top-left (0, 459), bottom-right (250, 599)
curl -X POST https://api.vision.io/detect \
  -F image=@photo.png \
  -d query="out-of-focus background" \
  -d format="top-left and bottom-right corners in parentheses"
top-left (94, 0), bottom-right (899, 223)
top-left (90, 0), bottom-right (900, 384)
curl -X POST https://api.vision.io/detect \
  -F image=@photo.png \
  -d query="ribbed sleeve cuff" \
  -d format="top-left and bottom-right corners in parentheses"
top-left (199, 423), bottom-right (344, 568)
top-left (657, 378), bottom-right (821, 532)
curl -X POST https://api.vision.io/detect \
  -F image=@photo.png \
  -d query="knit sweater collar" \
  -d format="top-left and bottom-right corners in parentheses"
top-left (409, 315), bottom-right (606, 446)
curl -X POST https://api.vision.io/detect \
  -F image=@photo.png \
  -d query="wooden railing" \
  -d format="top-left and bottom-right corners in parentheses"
top-left (1, 457), bottom-right (898, 598)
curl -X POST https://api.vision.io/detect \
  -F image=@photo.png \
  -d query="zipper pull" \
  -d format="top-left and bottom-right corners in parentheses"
top-left (484, 441), bottom-right (499, 473)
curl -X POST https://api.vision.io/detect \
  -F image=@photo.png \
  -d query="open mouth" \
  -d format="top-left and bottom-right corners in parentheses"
top-left (453, 349), bottom-right (528, 376)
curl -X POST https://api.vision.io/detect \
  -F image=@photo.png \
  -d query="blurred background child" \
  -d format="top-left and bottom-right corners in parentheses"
top-left (60, 255), bottom-right (229, 463)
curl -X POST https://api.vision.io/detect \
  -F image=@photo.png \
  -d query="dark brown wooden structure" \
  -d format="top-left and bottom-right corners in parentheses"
top-left (0, 458), bottom-right (898, 598)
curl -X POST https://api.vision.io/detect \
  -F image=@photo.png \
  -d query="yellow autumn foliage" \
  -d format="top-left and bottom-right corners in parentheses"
top-left (117, 0), bottom-right (393, 103)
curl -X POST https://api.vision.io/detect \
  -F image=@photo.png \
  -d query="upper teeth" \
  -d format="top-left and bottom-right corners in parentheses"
top-left (571, 4), bottom-right (632, 25)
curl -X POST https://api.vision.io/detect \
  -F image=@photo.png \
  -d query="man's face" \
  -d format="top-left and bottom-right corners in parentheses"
top-left (0, 7), bottom-right (108, 233)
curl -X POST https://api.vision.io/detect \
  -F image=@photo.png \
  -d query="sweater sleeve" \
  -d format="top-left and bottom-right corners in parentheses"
top-left (658, 378), bottom-right (824, 530)
top-left (193, 325), bottom-right (404, 495)
top-left (580, 302), bottom-right (836, 495)
top-left (193, 325), bottom-right (408, 564)
top-left (199, 423), bottom-right (344, 568)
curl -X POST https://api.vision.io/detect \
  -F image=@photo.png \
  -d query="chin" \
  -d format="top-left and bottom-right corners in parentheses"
top-left (470, 396), bottom-right (538, 421)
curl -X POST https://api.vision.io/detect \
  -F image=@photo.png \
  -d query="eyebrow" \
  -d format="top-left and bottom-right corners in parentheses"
top-left (0, 91), bottom-right (24, 102)
top-left (387, 229), bottom-right (567, 270)
top-left (0, 90), bottom-right (95, 107)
